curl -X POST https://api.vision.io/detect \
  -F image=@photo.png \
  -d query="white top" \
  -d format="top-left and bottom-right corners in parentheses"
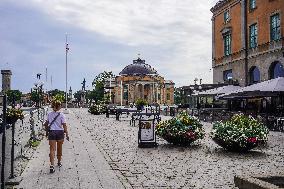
top-left (46, 111), bottom-right (66, 131)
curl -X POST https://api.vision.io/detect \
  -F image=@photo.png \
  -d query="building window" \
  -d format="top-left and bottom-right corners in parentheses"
top-left (224, 11), bottom-right (230, 23)
top-left (269, 62), bottom-right (284, 79)
top-left (249, 0), bottom-right (256, 10)
top-left (249, 66), bottom-right (260, 84)
top-left (166, 93), bottom-right (170, 101)
top-left (123, 85), bottom-right (128, 100)
top-left (249, 24), bottom-right (258, 48)
top-left (270, 13), bottom-right (280, 41)
top-left (224, 33), bottom-right (231, 56)
top-left (223, 69), bottom-right (233, 81)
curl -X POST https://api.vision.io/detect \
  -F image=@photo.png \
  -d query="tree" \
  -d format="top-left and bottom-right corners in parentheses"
top-left (174, 88), bottom-right (182, 105)
top-left (30, 90), bottom-right (44, 105)
top-left (48, 89), bottom-right (65, 98)
top-left (6, 90), bottom-right (22, 105)
top-left (92, 71), bottom-right (115, 87)
top-left (74, 91), bottom-right (83, 102)
top-left (90, 71), bottom-right (115, 104)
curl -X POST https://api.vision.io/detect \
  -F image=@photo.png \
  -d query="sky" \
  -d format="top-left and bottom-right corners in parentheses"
top-left (0, 0), bottom-right (219, 93)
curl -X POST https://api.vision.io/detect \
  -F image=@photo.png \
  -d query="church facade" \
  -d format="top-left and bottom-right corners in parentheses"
top-left (112, 58), bottom-right (174, 106)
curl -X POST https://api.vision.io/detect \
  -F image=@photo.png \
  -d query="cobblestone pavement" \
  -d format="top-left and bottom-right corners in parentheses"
top-left (18, 110), bottom-right (125, 189)
top-left (17, 108), bottom-right (284, 189)
top-left (72, 108), bottom-right (284, 189)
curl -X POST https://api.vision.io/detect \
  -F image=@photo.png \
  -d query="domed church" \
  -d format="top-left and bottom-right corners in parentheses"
top-left (113, 57), bottom-right (175, 105)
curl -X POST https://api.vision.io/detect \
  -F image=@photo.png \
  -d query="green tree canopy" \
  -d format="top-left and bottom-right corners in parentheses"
top-left (90, 71), bottom-right (115, 104)
top-left (74, 90), bottom-right (83, 102)
top-left (92, 71), bottom-right (115, 87)
top-left (30, 90), bottom-right (44, 104)
top-left (174, 88), bottom-right (182, 105)
top-left (48, 89), bottom-right (65, 98)
top-left (6, 90), bottom-right (22, 105)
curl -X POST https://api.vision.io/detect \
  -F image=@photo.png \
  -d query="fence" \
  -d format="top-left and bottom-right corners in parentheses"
top-left (0, 98), bottom-right (47, 188)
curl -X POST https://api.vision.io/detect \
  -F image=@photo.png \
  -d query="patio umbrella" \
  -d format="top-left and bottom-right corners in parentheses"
top-left (194, 85), bottom-right (241, 97)
top-left (219, 77), bottom-right (284, 99)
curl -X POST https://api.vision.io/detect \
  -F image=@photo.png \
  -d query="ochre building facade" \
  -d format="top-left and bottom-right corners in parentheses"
top-left (112, 58), bottom-right (175, 106)
top-left (211, 0), bottom-right (284, 86)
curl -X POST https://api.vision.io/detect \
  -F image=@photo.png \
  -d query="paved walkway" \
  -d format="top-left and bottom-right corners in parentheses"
top-left (16, 108), bottom-right (284, 189)
top-left (18, 110), bottom-right (125, 189)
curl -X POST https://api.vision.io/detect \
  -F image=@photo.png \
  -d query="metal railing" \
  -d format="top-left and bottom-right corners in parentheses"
top-left (1, 96), bottom-right (47, 189)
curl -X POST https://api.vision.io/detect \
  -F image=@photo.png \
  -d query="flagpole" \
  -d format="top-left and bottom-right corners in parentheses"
top-left (64, 34), bottom-right (69, 113)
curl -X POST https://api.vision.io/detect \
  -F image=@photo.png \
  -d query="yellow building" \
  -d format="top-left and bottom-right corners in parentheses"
top-left (113, 58), bottom-right (174, 106)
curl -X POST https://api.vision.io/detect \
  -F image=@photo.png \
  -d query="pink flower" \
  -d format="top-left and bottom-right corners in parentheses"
top-left (186, 131), bottom-right (196, 139)
top-left (247, 137), bottom-right (257, 143)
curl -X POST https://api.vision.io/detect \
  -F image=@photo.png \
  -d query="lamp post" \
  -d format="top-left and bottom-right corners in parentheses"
top-left (64, 34), bottom-right (70, 114)
top-left (34, 80), bottom-right (44, 108)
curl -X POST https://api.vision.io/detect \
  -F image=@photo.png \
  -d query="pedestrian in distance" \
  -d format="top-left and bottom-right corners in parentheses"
top-left (44, 100), bottom-right (69, 173)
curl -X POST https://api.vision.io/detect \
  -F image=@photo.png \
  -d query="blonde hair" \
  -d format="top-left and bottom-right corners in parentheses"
top-left (51, 100), bottom-right (62, 110)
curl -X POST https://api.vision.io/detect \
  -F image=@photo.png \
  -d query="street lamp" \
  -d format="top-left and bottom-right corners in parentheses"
top-left (34, 80), bottom-right (44, 108)
top-left (64, 34), bottom-right (70, 114)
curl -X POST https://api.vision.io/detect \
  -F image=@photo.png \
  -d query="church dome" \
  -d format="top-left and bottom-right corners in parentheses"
top-left (119, 58), bottom-right (158, 76)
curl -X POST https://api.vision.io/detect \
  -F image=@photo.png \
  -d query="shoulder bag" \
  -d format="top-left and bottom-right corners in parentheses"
top-left (45, 112), bottom-right (60, 137)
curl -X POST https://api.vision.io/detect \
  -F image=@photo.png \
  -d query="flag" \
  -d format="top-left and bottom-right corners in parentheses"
top-left (66, 43), bottom-right (70, 52)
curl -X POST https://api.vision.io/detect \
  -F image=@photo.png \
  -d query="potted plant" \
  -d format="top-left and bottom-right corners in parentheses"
top-left (6, 107), bottom-right (24, 124)
top-left (88, 100), bottom-right (107, 115)
top-left (156, 112), bottom-right (205, 146)
top-left (135, 98), bottom-right (148, 111)
top-left (211, 113), bottom-right (269, 152)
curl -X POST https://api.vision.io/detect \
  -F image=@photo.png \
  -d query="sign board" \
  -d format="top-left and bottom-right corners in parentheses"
top-left (138, 119), bottom-right (157, 148)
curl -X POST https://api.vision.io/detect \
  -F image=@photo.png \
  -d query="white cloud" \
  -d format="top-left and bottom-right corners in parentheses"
top-left (5, 0), bottom-right (220, 88)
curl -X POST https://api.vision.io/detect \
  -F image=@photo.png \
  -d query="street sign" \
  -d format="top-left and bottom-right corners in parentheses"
top-left (138, 119), bottom-right (157, 148)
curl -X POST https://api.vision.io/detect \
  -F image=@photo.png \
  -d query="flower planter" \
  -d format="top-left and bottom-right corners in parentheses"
top-left (156, 112), bottom-right (205, 146)
top-left (211, 114), bottom-right (269, 152)
top-left (212, 137), bottom-right (258, 152)
top-left (162, 133), bottom-right (196, 146)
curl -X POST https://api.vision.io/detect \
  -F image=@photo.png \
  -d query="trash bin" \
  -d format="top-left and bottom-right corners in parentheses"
top-left (170, 107), bottom-right (175, 116)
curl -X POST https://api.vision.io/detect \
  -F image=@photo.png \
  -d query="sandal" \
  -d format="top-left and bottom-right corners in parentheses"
top-left (50, 166), bottom-right (55, 173)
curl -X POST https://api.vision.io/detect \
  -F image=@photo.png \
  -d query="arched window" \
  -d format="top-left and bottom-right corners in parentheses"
top-left (269, 61), bottom-right (284, 79)
top-left (249, 66), bottom-right (260, 84)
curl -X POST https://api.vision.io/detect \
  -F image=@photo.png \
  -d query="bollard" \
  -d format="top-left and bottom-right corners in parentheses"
top-left (116, 112), bottom-right (119, 121)
top-left (106, 109), bottom-right (109, 118)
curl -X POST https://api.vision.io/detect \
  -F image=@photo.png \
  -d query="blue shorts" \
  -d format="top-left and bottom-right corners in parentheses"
top-left (48, 130), bottom-right (64, 140)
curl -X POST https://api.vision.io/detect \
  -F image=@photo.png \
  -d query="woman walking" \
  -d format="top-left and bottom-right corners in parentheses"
top-left (44, 100), bottom-right (69, 173)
